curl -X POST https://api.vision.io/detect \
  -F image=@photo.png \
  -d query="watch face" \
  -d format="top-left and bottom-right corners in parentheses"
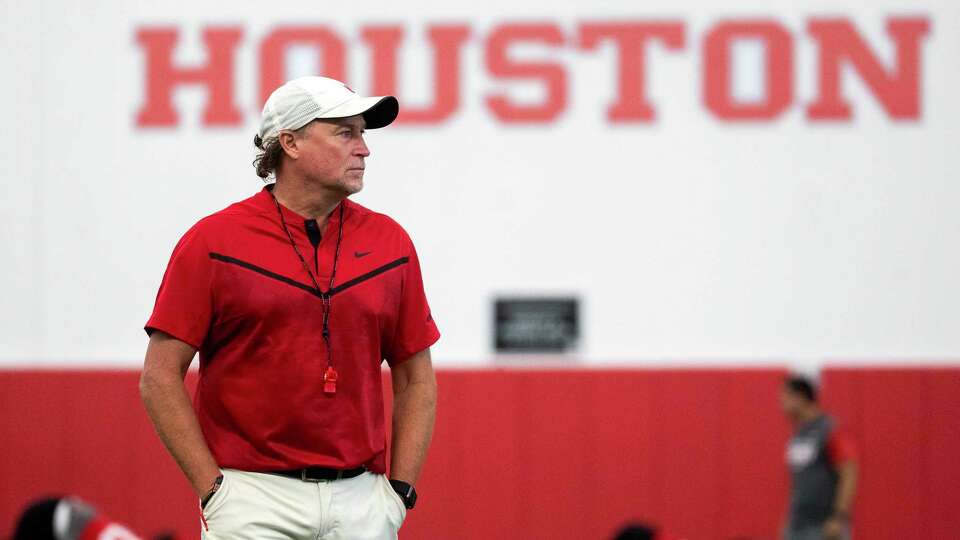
top-left (390, 480), bottom-right (417, 509)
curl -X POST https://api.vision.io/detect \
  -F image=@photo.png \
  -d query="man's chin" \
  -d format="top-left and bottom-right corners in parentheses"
top-left (338, 180), bottom-right (363, 196)
top-left (345, 173), bottom-right (364, 193)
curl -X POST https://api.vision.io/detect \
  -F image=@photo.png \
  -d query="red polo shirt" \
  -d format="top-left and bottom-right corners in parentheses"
top-left (145, 186), bottom-right (440, 474)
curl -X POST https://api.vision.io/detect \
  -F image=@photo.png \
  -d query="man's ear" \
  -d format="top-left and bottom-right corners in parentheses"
top-left (278, 130), bottom-right (299, 159)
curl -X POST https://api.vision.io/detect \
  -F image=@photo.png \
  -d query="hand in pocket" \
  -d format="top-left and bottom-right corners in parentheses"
top-left (201, 471), bottom-right (231, 520)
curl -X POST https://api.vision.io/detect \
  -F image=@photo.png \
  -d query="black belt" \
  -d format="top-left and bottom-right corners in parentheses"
top-left (270, 466), bottom-right (367, 482)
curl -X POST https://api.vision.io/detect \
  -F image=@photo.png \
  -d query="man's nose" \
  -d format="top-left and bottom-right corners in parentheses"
top-left (355, 136), bottom-right (371, 157)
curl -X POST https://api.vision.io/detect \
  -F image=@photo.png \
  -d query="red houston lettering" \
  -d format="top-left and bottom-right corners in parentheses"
top-left (259, 27), bottom-right (346, 106)
top-left (135, 27), bottom-right (243, 127)
top-left (132, 17), bottom-right (934, 128)
top-left (359, 26), bottom-right (403, 97)
top-left (361, 25), bottom-right (470, 124)
top-left (578, 22), bottom-right (685, 122)
top-left (807, 17), bottom-right (930, 120)
top-left (704, 21), bottom-right (793, 120)
top-left (485, 23), bottom-right (567, 123)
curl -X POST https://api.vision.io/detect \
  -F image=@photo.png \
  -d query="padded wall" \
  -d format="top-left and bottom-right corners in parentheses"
top-left (1, 367), bottom-right (956, 539)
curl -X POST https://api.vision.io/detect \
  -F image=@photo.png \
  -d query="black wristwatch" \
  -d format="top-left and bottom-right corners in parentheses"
top-left (389, 479), bottom-right (418, 509)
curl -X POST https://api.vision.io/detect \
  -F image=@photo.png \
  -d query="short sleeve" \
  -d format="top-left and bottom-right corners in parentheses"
top-left (384, 235), bottom-right (440, 366)
top-left (144, 224), bottom-right (214, 349)
top-left (827, 429), bottom-right (859, 465)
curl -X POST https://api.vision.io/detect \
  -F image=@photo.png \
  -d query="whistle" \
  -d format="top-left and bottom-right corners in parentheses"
top-left (323, 366), bottom-right (339, 395)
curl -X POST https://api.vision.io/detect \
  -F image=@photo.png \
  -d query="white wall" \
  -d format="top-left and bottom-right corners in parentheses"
top-left (2, 0), bottom-right (958, 367)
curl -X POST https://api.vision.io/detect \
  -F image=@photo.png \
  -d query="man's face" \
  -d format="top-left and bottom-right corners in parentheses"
top-left (780, 388), bottom-right (805, 421)
top-left (290, 115), bottom-right (370, 195)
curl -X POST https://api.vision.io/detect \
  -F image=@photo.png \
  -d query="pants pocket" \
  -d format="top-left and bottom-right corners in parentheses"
top-left (379, 475), bottom-right (407, 529)
top-left (201, 470), bottom-right (234, 523)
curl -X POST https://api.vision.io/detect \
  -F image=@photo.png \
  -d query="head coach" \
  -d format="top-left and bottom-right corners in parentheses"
top-left (139, 76), bottom-right (440, 539)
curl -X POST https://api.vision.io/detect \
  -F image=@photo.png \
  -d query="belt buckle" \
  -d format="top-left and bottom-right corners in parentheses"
top-left (300, 469), bottom-right (324, 483)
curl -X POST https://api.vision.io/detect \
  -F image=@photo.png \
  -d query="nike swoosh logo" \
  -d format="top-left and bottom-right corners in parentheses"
top-left (355, 251), bottom-right (372, 258)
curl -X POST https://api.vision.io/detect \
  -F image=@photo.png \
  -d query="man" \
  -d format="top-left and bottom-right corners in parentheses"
top-left (140, 76), bottom-right (439, 539)
top-left (781, 375), bottom-right (858, 540)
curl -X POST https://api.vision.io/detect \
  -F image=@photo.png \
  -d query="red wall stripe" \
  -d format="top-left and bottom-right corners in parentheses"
top-left (1, 367), bottom-right (957, 539)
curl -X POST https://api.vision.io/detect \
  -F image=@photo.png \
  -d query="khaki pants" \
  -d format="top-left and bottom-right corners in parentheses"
top-left (200, 469), bottom-right (406, 540)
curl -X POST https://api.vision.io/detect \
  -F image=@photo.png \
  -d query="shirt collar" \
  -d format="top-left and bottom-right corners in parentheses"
top-left (255, 184), bottom-right (349, 227)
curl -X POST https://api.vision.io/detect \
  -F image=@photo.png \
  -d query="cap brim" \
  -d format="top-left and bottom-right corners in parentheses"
top-left (318, 96), bottom-right (399, 129)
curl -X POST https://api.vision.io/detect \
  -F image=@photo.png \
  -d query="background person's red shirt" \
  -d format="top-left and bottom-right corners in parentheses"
top-left (145, 187), bottom-right (440, 473)
top-left (826, 429), bottom-right (858, 465)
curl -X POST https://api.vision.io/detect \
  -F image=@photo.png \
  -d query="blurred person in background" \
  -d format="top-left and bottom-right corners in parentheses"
top-left (139, 76), bottom-right (440, 539)
top-left (12, 496), bottom-right (142, 540)
top-left (611, 522), bottom-right (686, 540)
top-left (781, 375), bottom-right (858, 540)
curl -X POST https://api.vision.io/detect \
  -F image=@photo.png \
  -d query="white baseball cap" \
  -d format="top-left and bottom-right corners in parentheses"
top-left (257, 76), bottom-right (399, 142)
